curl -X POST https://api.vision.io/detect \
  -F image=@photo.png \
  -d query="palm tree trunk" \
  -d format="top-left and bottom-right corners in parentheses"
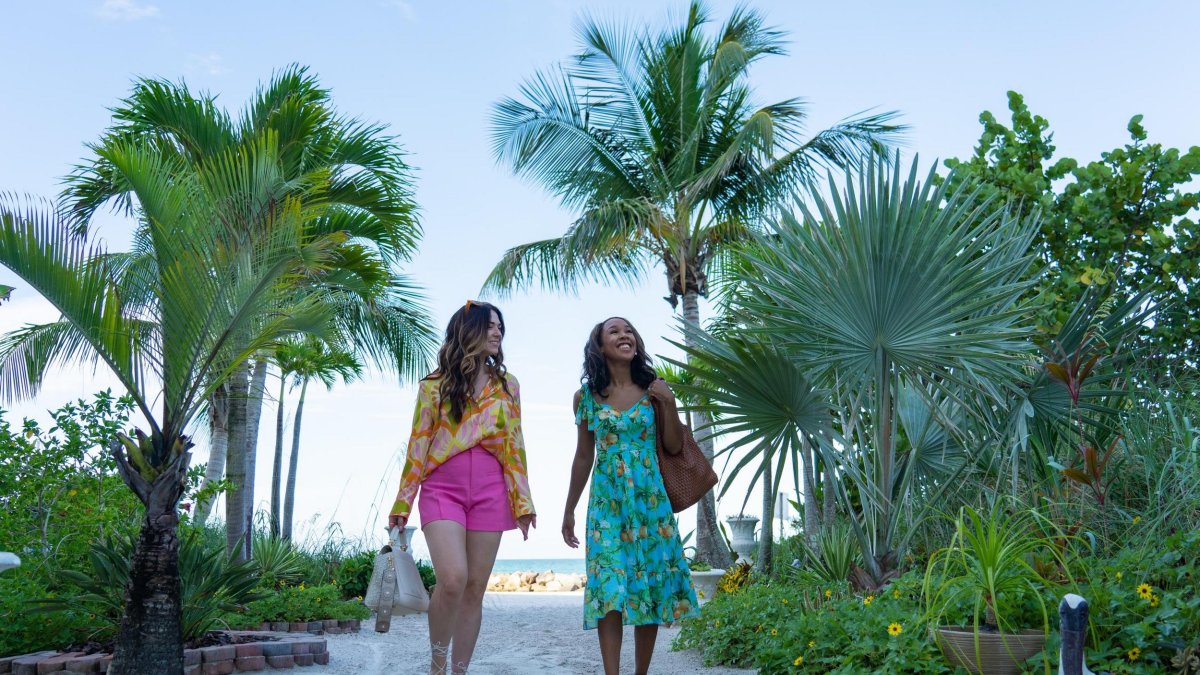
top-left (682, 291), bottom-right (732, 568)
top-left (801, 434), bottom-right (821, 548)
top-left (225, 362), bottom-right (250, 560)
top-left (875, 357), bottom-right (893, 562)
top-left (194, 385), bottom-right (229, 526)
top-left (757, 454), bottom-right (775, 574)
top-left (270, 374), bottom-right (287, 537)
top-left (823, 463), bottom-right (836, 524)
top-left (239, 357), bottom-right (269, 556)
top-left (282, 378), bottom-right (308, 541)
top-left (108, 440), bottom-right (191, 675)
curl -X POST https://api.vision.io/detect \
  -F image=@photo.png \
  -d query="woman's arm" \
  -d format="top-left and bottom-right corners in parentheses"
top-left (648, 379), bottom-right (685, 455)
top-left (388, 380), bottom-right (437, 527)
top-left (562, 389), bottom-right (596, 548)
top-left (499, 375), bottom-right (537, 539)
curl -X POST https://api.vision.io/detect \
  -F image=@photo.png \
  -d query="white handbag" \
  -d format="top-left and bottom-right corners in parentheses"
top-left (364, 526), bottom-right (430, 632)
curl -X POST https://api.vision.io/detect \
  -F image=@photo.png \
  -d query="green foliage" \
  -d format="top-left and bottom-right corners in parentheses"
top-left (248, 534), bottom-right (307, 589)
top-left (923, 505), bottom-right (1069, 641)
top-left (0, 391), bottom-right (140, 575)
top-left (677, 572), bottom-right (947, 674)
top-left (1070, 530), bottom-right (1200, 674)
top-left (229, 583), bottom-right (371, 626)
top-left (416, 558), bottom-right (436, 591)
top-left (332, 550), bottom-right (375, 600)
top-left (945, 91), bottom-right (1200, 369)
top-left (0, 574), bottom-right (92, 655)
top-left (789, 522), bottom-right (860, 587)
top-left (34, 529), bottom-right (265, 642)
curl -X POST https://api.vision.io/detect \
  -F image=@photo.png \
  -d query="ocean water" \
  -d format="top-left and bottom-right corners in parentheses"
top-left (491, 558), bottom-right (585, 575)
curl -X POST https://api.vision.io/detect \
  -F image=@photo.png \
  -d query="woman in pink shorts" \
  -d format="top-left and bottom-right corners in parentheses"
top-left (388, 300), bottom-right (536, 675)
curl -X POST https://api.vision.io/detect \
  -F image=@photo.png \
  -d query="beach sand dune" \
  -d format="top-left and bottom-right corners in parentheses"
top-left (323, 591), bottom-right (756, 674)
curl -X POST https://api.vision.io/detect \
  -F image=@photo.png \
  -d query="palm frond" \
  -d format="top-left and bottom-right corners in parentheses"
top-left (480, 236), bottom-right (648, 297)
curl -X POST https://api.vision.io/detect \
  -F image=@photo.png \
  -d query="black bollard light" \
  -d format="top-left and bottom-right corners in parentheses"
top-left (1059, 593), bottom-right (1091, 675)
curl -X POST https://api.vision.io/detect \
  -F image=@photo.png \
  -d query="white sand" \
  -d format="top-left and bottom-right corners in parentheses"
top-left (323, 592), bottom-right (756, 674)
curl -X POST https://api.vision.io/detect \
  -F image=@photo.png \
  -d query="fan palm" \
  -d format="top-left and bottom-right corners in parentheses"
top-left (271, 337), bottom-right (362, 540)
top-left (673, 156), bottom-right (1042, 588)
top-left (486, 1), bottom-right (904, 565)
top-left (0, 138), bottom-right (332, 673)
top-left (54, 66), bottom-right (435, 556)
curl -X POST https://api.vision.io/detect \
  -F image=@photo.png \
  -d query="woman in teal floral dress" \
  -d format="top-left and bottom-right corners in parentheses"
top-left (562, 317), bottom-right (699, 675)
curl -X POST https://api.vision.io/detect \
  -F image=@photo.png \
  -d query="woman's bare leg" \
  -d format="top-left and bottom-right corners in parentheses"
top-left (448, 530), bottom-right (503, 672)
top-left (597, 610), bottom-right (623, 675)
top-left (423, 521), bottom-right (468, 674)
top-left (633, 623), bottom-right (659, 674)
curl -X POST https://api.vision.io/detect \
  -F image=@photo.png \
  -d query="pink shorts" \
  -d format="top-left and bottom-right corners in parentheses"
top-left (418, 446), bottom-right (517, 532)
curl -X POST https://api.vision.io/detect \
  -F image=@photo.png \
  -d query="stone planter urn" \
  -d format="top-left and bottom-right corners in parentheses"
top-left (725, 515), bottom-right (759, 564)
top-left (934, 626), bottom-right (1047, 674)
top-left (690, 567), bottom-right (725, 604)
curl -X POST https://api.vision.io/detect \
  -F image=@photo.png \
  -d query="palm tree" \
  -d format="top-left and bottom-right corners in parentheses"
top-left (271, 337), bottom-right (362, 540)
top-left (60, 66), bottom-right (435, 558)
top-left (0, 140), bottom-right (331, 673)
top-left (671, 157), bottom-right (1042, 588)
top-left (485, 2), bottom-right (904, 565)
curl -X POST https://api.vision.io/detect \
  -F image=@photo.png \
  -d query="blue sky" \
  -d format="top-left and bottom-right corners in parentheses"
top-left (1, 0), bottom-right (1196, 560)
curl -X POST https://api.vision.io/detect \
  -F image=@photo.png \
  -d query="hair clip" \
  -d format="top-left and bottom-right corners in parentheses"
top-left (465, 299), bottom-right (476, 312)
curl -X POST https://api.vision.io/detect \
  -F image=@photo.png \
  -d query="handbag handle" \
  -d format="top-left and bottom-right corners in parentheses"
top-left (388, 526), bottom-right (409, 552)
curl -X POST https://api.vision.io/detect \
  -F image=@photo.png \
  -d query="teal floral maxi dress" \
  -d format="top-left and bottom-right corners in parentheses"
top-left (576, 384), bottom-right (700, 629)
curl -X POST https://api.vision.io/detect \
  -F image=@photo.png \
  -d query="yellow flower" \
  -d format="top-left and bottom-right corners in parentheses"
top-left (714, 619), bottom-right (720, 628)
top-left (781, 599), bottom-right (788, 605)
top-left (1116, 571), bottom-right (1123, 581)
top-left (862, 595), bottom-right (874, 606)
top-left (1127, 647), bottom-right (1141, 661)
top-left (824, 589), bottom-right (832, 598)
top-left (1149, 594), bottom-right (1160, 607)
top-left (887, 622), bottom-right (903, 636)
top-left (771, 628), bottom-right (779, 636)
top-left (808, 640), bottom-right (816, 648)
top-left (1136, 583), bottom-right (1153, 599)
top-left (793, 655), bottom-right (804, 666)
top-left (892, 590), bottom-right (901, 599)
top-left (68, 489), bottom-right (78, 497)
top-left (1132, 515), bottom-right (1142, 525)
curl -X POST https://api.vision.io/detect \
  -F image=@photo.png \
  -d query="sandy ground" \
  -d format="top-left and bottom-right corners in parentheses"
top-left (323, 592), bottom-right (756, 674)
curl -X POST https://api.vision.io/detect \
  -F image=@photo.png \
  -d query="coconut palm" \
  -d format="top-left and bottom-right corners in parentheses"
top-left (58, 66), bottom-right (435, 557)
top-left (0, 139), bottom-right (331, 673)
top-left (486, 1), bottom-right (904, 565)
top-left (672, 157), bottom-right (1043, 588)
top-left (270, 337), bottom-right (362, 540)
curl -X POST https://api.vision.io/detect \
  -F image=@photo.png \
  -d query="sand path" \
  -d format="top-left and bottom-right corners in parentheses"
top-left (322, 592), bottom-right (754, 674)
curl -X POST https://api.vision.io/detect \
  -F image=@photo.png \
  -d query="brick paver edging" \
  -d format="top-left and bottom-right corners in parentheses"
top-left (0, 624), bottom-right (359, 675)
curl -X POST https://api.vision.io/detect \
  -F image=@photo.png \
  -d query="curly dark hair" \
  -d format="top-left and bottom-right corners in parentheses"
top-left (582, 317), bottom-right (656, 398)
top-left (426, 300), bottom-right (510, 423)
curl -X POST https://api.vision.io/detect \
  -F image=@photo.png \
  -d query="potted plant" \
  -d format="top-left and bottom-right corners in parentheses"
top-left (923, 505), bottom-right (1069, 675)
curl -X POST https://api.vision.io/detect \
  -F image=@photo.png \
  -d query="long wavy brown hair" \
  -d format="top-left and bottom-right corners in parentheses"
top-left (426, 301), bottom-right (510, 423)
top-left (582, 317), bottom-right (656, 398)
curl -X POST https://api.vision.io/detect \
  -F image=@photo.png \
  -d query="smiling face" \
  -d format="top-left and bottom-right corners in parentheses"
top-left (484, 310), bottom-right (503, 357)
top-left (599, 317), bottom-right (640, 364)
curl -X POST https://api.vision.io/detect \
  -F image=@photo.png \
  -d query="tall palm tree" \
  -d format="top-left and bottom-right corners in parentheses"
top-left (60, 66), bottom-right (435, 558)
top-left (271, 337), bottom-right (362, 540)
top-left (672, 157), bottom-right (1042, 588)
top-left (0, 141), bottom-right (331, 673)
top-left (485, 1), bottom-right (904, 565)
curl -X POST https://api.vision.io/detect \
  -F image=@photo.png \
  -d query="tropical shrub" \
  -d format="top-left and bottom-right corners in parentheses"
top-left (0, 574), bottom-right (91, 655)
top-left (1070, 530), bottom-right (1200, 674)
top-left (229, 582), bottom-right (370, 626)
top-left (0, 392), bottom-right (140, 577)
top-left (677, 571), bottom-right (947, 674)
top-left (333, 550), bottom-right (375, 600)
top-left (33, 529), bottom-right (265, 643)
